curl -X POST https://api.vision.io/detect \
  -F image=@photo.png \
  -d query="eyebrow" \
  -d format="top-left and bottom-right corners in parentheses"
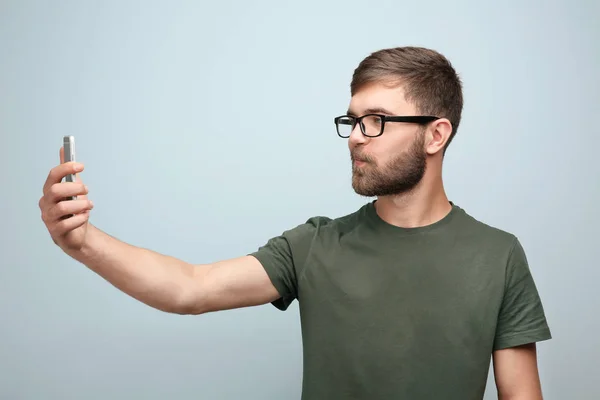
top-left (346, 107), bottom-right (396, 116)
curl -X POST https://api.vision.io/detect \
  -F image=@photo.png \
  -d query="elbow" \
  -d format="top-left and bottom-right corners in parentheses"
top-left (133, 282), bottom-right (205, 315)
top-left (162, 262), bottom-right (211, 315)
top-left (169, 285), bottom-right (208, 316)
top-left (156, 297), bottom-right (204, 315)
top-left (171, 300), bottom-right (206, 315)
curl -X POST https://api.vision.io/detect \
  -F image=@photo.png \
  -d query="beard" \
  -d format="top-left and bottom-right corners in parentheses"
top-left (351, 130), bottom-right (427, 197)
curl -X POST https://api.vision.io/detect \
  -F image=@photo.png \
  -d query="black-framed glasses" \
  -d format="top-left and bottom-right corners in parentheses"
top-left (334, 114), bottom-right (439, 138)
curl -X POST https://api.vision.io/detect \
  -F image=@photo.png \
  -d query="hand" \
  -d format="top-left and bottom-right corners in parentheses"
top-left (39, 146), bottom-right (94, 253)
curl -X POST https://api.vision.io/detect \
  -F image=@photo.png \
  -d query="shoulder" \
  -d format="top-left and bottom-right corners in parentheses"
top-left (450, 206), bottom-right (533, 290)
top-left (283, 204), bottom-right (367, 242)
top-left (250, 206), bottom-right (366, 282)
top-left (284, 203), bottom-right (368, 235)
top-left (451, 205), bottom-right (520, 252)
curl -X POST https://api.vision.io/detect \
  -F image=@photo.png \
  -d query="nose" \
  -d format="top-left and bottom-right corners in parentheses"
top-left (348, 123), bottom-right (367, 148)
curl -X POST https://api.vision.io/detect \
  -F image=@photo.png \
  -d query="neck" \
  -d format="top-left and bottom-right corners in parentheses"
top-left (374, 163), bottom-right (452, 228)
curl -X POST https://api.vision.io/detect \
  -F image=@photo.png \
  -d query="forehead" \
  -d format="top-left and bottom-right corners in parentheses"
top-left (347, 82), bottom-right (415, 116)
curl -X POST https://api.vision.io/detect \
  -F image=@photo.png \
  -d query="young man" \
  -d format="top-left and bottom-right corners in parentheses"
top-left (39, 46), bottom-right (551, 399)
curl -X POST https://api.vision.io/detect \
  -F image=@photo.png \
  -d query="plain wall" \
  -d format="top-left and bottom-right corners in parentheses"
top-left (1, 0), bottom-right (598, 398)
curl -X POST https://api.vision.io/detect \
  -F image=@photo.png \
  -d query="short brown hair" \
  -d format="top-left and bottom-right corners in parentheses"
top-left (351, 46), bottom-right (464, 151)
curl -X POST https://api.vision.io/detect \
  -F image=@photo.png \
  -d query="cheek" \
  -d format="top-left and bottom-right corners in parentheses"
top-left (371, 137), bottom-right (410, 163)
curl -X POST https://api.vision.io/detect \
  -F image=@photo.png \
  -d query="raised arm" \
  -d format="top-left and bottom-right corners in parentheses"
top-left (78, 225), bottom-right (280, 314)
top-left (39, 150), bottom-right (280, 315)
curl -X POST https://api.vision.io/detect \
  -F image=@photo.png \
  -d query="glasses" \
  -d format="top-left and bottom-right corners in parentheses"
top-left (334, 114), bottom-right (439, 138)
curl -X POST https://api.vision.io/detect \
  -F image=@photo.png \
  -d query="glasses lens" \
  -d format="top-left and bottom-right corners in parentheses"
top-left (361, 115), bottom-right (383, 137)
top-left (336, 116), bottom-right (354, 137)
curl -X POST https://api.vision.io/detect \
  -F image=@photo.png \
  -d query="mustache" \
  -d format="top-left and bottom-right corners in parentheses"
top-left (351, 150), bottom-right (374, 163)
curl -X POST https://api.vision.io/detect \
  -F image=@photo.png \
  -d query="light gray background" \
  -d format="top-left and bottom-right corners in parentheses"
top-left (1, 0), bottom-right (598, 399)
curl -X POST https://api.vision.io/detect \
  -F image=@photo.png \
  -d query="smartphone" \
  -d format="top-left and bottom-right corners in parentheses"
top-left (63, 135), bottom-right (76, 200)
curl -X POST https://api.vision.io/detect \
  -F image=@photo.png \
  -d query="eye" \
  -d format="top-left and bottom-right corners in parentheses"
top-left (363, 115), bottom-right (382, 127)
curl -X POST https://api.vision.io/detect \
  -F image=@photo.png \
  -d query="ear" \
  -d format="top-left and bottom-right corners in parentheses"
top-left (425, 118), bottom-right (453, 155)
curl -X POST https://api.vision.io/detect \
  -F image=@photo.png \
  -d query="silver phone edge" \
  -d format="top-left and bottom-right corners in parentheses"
top-left (63, 135), bottom-right (77, 201)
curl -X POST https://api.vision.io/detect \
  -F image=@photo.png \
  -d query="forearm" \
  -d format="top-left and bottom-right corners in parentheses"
top-left (70, 224), bottom-right (195, 313)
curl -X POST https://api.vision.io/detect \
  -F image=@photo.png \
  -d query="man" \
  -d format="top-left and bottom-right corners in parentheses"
top-left (39, 46), bottom-right (551, 399)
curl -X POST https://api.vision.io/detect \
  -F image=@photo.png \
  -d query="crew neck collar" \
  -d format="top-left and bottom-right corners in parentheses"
top-left (364, 199), bottom-right (460, 236)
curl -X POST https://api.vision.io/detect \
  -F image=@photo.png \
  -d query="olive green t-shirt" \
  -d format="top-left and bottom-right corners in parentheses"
top-left (250, 201), bottom-right (551, 400)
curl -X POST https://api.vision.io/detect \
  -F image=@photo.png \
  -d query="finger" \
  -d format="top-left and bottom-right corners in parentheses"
top-left (46, 182), bottom-right (89, 203)
top-left (59, 146), bottom-right (82, 184)
top-left (51, 212), bottom-right (90, 237)
top-left (70, 173), bottom-right (88, 200)
top-left (47, 198), bottom-right (93, 222)
top-left (74, 172), bottom-right (86, 189)
top-left (43, 161), bottom-right (84, 195)
top-left (72, 177), bottom-right (88, 201)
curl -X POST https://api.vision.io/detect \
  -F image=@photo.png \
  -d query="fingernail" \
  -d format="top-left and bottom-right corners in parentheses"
top-left (74, 163), bottom-right (83, 171)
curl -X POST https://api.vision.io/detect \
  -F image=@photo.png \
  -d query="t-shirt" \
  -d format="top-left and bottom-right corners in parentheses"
top-left (250, 201), bottom-right (551, 400)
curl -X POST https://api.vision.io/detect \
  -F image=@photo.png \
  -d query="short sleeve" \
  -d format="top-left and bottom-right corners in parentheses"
top-left (493, 238), bottom-right (552, 350)
top-left (249, 217), bottom-right (328, 311)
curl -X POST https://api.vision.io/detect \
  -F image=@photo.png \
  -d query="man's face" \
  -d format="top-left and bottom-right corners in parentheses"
top-left (347, 82), bottom-right (428, 197)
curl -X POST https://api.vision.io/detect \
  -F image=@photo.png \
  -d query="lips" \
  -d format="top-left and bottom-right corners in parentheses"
top-left (351, 150), bottom-right (371, 165)
top-left (352, 154), bottom-right (368, 163)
